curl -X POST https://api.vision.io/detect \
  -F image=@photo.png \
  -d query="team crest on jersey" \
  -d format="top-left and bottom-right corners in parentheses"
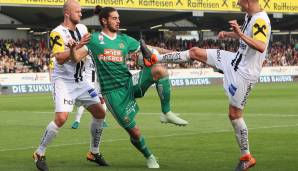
top-left (98, 34), bottom-right (105, 44)
top-left (119, 42), bottom-right (125, 49)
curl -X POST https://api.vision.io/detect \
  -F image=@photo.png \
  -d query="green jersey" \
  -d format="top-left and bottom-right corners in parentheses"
top-left (87, 32), bottom-right (139, 93)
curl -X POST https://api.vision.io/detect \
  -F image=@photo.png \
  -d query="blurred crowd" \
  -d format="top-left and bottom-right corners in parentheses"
top-left (0, 39), bottom-right (50, 73)
top-left (1, 38), bottom-right (298, 73)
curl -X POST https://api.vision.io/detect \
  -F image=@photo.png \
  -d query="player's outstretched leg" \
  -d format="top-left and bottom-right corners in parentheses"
top-left (140, 39), bottom-right (191, 65)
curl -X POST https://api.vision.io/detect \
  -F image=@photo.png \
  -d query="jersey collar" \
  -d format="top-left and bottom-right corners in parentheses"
top-left (101, 31), bottom-right (117, 40)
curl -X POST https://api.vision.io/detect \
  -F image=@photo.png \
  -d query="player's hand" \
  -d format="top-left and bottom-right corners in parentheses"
top-left (67, 39), bottom-right (77, 49)
top-left (218, 31), bottom-right (227, 39)
top-left (229, 20), bottom-right (243, 37)
top-left (77, 33), bottom-right (91, 49)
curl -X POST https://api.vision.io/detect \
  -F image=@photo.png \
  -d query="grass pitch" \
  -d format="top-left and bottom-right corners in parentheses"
top-left (0, 82), bottom-right (297, 171)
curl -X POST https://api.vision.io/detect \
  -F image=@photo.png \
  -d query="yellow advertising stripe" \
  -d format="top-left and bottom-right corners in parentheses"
top-left (0, 0), bottom-right (298, 13)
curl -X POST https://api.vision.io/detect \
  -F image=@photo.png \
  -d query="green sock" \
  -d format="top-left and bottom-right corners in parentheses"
top-left (156, 76), bottom-right (171, 114)
top-left (130, 136), bottom-right (152, 158)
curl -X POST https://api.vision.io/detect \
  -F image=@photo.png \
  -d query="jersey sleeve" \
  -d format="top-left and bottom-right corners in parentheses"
top-left (252, 18), bottom-right (269, 43)
top-left (49, 57), bottom-right (54, 69)
top-left (49, 31), bottom-right (65, 54)
top-left (125, 35), bottom-right (140, 53)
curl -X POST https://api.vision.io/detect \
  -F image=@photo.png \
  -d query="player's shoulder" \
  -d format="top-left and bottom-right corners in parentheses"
top-left (118, 32), bottom-right (130, 39)
top-left (51, 25), bottom-right (65, 35)
top-left (50, 25), bottom-right (67, 39)
top-left (253, 11), bottom-right (270, 23)
top-left (76, 24), bottom-right (88, 33)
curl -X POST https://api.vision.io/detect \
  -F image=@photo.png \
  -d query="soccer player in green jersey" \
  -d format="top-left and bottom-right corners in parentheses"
top-left (68, 5), bottom-right (187, 168)
top-left (89, 7), bottom-right (188, 127)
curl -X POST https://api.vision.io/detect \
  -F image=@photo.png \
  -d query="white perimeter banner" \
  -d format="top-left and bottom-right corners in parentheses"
top-left (1, 66), bottom-right (298, 85)
top-left (0, 66), bottom-right (298, 94)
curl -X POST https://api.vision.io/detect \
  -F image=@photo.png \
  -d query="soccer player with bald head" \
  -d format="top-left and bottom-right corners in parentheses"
top-left (33, 1), bottom-right (108, 170)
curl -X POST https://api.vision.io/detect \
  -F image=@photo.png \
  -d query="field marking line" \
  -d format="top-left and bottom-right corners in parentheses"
top-left (0, 123), bottom-right (298, 152)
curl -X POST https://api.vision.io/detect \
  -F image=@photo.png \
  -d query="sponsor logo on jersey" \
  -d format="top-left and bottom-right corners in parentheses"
top-left (119, 42), bottom-right (125, 49)
top-left (98, 34), bottom-right (105, 44)
top-left (49, 34), bottom-right (62, 49)
top-left (228, 84), bottom-right (237, 96)
top-left (64, 98), bottom-right (75, 105)
top-left (98, 49), bottom-right (123, 62)
top-left (88, 88), bottom-right (98, 98)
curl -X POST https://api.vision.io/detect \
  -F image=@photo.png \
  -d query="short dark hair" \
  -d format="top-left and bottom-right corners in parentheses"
top-left (94, 5), bottom-right (117, 26)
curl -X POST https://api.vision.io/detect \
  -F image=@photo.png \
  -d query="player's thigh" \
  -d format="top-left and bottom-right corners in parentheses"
top-left (104, 86), bottom-right (139, 129)
top-left (225, 74), bottom-right (255, 109)
top-left (52, 79), bottom-right (75, 113)
top-left (206, 49), bottom-right (235, 71)
top-left (133, 66), bottom-right (155, 98)
top-left (76, 82), bottom-right (100, 109)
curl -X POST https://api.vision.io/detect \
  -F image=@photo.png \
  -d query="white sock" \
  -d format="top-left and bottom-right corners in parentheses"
top-left (75, 106), bottom-right (85, 122)
top-left (90, 118), bottom-right (104, 154)
top-left (231, 118), bottom-right (250, 156)
top-left (157, 50), bottom-right (190, 63)
top-left (36, 121), bottom-right (59, 156)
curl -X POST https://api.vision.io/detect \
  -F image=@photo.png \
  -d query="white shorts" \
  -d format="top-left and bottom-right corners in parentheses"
top-left (85, 77), bottom-right (103, 98)
top-left (206, 49), bottom-right (255, 109)
top-left (52, 79), bottom-right (100, 112)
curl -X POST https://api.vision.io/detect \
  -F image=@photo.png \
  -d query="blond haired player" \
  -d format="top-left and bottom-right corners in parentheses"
top-left (33, 1), bottom-right (108, 170)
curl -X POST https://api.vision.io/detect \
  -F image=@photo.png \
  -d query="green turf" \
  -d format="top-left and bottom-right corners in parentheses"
top-left (0, 82), bottom-right (297, 171)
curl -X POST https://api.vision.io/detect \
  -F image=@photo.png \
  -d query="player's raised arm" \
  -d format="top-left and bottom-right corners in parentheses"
top-left (68, 39), bottom-right (89, 63)
top-left (218, 30), bottom-right (240, 39)
top-left (229, 20), bottom-right (267, 53)
top-left (49, 31), bottom-right (71, 65)
top-left (50, 31), bottom-right (90, 64)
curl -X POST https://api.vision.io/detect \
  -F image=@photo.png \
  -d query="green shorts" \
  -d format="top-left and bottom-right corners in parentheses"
top-left (103, 67), bottom-right (155, 129)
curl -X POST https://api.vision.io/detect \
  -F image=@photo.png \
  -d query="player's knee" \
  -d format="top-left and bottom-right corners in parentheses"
top-left (151, 65), bottom-right (168, 81)
top-left (189, 47), bottom-right (207, 62)
top-left (88, 103), bottom-right (106, 119)
top-left (228, 105), bottom-right (243, 120)
top-left (127, 126), bottom-right (142, 139)
top-left (54, 112), bottom-right (68, 127)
